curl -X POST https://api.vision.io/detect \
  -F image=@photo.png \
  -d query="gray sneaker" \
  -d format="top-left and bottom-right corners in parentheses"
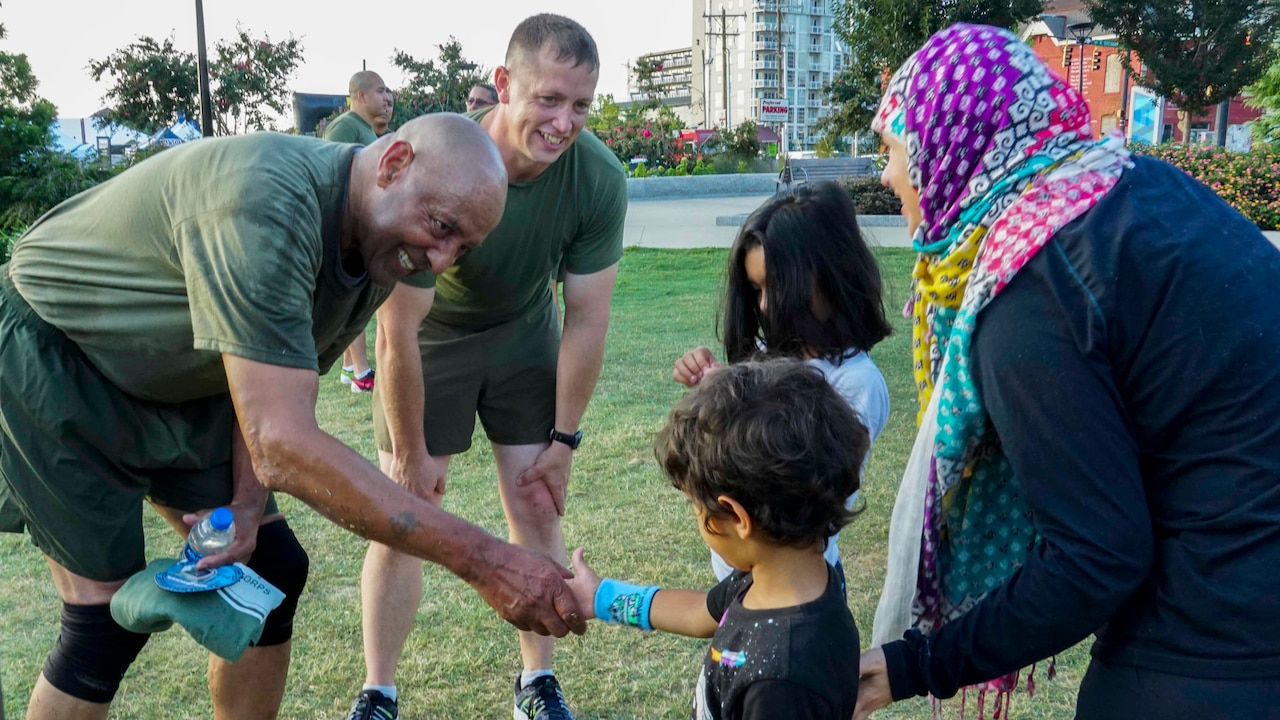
top-left (346, 689), bottom-right (398, 720)
top-left (513, 674), bottom-right (575, 720)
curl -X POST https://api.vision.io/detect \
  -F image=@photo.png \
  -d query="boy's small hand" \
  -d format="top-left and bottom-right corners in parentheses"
top-left (566, 547), bottom-right (601, 620)
top-left (673, 346), bottom-right (723, 388)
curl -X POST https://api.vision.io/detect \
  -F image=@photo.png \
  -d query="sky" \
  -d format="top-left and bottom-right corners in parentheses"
top-left (3, 0), bottom-right (696, 120)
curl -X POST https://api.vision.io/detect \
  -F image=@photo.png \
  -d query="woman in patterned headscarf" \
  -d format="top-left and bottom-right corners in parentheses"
top-left (855, 22), bottom-right (1280, 720)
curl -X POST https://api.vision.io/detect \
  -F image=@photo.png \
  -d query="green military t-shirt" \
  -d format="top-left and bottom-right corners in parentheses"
top-left (323, 110), bottom-right (378, 145)
top-left (8, 133), bottom-right (389, 403)
top-left (403, 106), bottom-right (627, 329)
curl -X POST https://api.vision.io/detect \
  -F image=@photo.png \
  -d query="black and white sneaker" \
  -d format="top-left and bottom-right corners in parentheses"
top-left (346, 689), bottom-right (398, 720)
top-left (513, 674), bottom-right (575, 720)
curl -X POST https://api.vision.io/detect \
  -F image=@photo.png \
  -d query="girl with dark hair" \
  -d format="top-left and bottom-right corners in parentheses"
top-left (673, 180), bottom-right (893, 581)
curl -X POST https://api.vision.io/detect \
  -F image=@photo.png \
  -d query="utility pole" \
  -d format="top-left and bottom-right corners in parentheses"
top-left (776, 2), bottom-right (786, 156)
top-left (704, 6), bottom-right (745, 128)
top-left (194, 0), bottom-right (214, 137)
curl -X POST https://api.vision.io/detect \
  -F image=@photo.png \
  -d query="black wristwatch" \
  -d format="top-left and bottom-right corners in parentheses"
top-left (549, 428), bottom-right (583, 450)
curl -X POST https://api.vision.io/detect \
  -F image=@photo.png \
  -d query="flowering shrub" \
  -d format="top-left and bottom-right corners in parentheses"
top-left (1137, 143), bottom-right (1280, 231)
top-left (593, 121), bottom-right (678, 170)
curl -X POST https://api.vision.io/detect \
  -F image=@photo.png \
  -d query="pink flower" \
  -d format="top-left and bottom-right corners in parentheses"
top-left (642, 128), bottom-right (652, 138)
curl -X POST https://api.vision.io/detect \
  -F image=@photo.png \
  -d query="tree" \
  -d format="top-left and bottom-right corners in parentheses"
top-left (210, 28), bottom-right (304, 135)
top-left (724, 120), bottom-right (762, 158)
top-left (587, 93), bottom-right (623, 133)
top-left (822, 0), bottom-right (1043, 138)
top-left (0, 2), bottom-right (119, 228)
top-left (389, 38), bottom-right (488, 128)
top-left (89, 27), bottom-right (303, 135)
top-left (1087, 0), bottom-right (1280, 143)
top-left (1245, 42), bottom-right (1280, 142)
top-left (88, 35), bottom-right (198, 134)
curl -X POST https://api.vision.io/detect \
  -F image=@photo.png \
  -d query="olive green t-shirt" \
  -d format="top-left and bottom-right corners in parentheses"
top-left (8, 133), bottom-right (389, 403)
top-left (404, 107), bottom-right (627, 329)
top-left (323, 110), bottom-right (378, 145)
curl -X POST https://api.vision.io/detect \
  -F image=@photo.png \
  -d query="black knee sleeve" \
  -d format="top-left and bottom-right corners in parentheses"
top-left (245, 518), bottom-right (309, 646)
top-left (42, 603), bottom-right (149, 704)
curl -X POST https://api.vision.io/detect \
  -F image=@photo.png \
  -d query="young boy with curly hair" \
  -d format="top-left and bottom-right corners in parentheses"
top-left (567, 359), bottom-right (868, 719)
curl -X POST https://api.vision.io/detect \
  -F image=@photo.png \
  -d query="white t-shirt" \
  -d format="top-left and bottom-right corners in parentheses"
top-left (712, 348), bottom-right (890, 579)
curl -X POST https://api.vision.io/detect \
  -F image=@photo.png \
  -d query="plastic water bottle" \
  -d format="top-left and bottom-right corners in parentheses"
top-left (186, 506), bottom-right (236, 559)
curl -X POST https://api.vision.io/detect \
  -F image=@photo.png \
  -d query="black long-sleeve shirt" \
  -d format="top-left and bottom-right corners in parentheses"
top-left (885, 156), bottom-right (1280, 700)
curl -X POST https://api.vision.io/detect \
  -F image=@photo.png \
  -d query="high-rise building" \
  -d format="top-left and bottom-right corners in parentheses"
top-left (675, 0), bottom-right (847, 152)
top-left (625, 47), bottom-right (701, 128)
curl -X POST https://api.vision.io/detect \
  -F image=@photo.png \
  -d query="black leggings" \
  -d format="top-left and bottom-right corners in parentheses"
top-left (1077, 659), bottom-right (1280, 720)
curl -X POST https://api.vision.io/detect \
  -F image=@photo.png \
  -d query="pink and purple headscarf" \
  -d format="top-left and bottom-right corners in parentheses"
top-left (872, 23), bottom-right (1098, 247)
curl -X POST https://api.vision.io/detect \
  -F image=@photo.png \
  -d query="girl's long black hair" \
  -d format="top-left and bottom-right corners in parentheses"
top-left (720, 181), bottom-right (892, 364)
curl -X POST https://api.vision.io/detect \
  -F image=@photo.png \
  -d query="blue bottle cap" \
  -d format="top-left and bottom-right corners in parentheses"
top-left (210, 507), bottom-right (233, 531)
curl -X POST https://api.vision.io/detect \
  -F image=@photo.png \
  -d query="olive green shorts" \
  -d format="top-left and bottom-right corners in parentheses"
top-left (0, 267), bottom-right (276, 582)
top-left (373, 300), bottom-right (559, 456)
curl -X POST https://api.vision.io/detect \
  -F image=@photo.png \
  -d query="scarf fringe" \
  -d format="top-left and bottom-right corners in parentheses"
top-left (928, 657), bottom-right (1057, 719)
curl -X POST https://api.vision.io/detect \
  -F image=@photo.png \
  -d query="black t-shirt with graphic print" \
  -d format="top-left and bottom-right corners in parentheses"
top-left (695, 565), bottom-right (859, 720)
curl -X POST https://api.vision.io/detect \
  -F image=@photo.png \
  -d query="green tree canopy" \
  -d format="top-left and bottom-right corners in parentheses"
top-left (0, 2), bottom-right (119, 229)
top-left (389, 38), bottom-right (488, 128)
top-left (89, 35), bottom-right (198, 134)
top-left (823, 0), bottom-right (1043, 138)
top-left (1245, 41), bottom-right (1280, 142)
top-left (88, 27), bottom-right (303, 135)
top-left (1087, 0), bottom-right (1280, 120)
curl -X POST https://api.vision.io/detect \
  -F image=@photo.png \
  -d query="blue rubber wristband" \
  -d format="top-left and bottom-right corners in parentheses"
top-left (593, 578), bottom-right (660, 631)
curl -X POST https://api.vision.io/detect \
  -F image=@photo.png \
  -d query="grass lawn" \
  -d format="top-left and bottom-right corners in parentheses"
top-left (0, 247), bottom-right (1090, 719)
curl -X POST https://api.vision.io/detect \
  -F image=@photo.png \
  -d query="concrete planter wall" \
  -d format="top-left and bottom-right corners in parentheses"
top-left (626, 173), bottom-right (778, 200)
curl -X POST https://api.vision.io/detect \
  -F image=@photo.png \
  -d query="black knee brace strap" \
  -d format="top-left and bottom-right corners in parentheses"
top-left (245, 518), bottom-right (309, 647)
top-left (43, 602), bottom-right (150, 704)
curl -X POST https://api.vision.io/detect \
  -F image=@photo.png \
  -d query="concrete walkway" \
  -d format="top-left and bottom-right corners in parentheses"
top-left (624, 193), bottom-right (1280, 251)
top-left (623, 194), bottom-right (772, 249)
top-left (624, 194), bottom-right (916, 249)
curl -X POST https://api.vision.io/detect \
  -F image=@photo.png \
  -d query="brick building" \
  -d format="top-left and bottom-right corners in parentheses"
top-left (1024, 1), bottom-right (1260, 146)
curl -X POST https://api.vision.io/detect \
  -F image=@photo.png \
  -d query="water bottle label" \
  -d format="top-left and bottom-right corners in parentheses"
top-left (155, 554), bottom-right (243, 593)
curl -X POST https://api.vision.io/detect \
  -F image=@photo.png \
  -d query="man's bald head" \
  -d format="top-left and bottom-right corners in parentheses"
top-left (391, 113), bottom-right (506, 192)
top-left (352, 113), bottom-right (508, 284)
top-left (349, 71), bottom-right (393, 134)
top-left (349, 71), bottom-right (385, 96)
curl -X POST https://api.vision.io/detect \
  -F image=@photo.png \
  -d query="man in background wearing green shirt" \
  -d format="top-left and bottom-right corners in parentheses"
top-left (349, 14), bottom-right (627, 720)
top-left (325, 70), bottom-right (395, 393)
top-left (0, 113), bottom-right (589, 720)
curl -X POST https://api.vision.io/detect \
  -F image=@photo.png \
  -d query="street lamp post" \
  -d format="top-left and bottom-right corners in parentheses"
top-left (194, 0), bottom-right (214, 137)
top-left (1067, 21), bottom-right (1095, 99)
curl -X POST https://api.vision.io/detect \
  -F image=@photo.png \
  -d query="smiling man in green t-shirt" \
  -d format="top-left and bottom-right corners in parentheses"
top-left (0, 113), bottom-right (590, 720)
top-left (350, 13), bottom-right (626, 720)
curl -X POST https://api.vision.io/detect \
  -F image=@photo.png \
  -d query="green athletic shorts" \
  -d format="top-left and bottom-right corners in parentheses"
top-left (373, 299), bottom-right (560, 456)
top-left (0, 266), bottom-right (277, 582)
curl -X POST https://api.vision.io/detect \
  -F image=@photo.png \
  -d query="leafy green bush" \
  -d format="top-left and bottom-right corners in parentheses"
top-left (708, 153), bottom-right (774, 175)
top-left (836, 175), bottom-right (902, 215)
top-left (0, 225), bottom-right (18, 264)
top-left (1136, 143), bottom-right (1280, 230)
top-left (0, 149), bottom-right (126, 229)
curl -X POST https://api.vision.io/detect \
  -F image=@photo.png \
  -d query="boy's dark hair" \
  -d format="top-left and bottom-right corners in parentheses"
top-left (654, 359), bottom-right (869, 548)
top-left (506, 14), bottom-right (600, 74)
top-left (721, 180), bottom-right (892, 364)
